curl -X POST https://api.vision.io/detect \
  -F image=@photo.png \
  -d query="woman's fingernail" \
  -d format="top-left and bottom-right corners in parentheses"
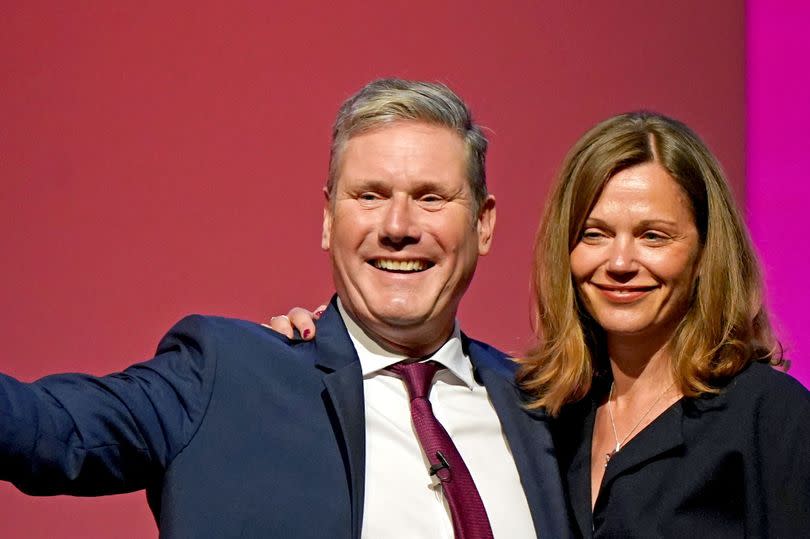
top-left (303, 329), bottom-right (311, 339)
top-left (314, 310), bottom-right (324, 319)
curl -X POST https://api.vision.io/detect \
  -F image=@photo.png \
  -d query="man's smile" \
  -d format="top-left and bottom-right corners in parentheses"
top-left (370, 258), bottom-right (434, 273)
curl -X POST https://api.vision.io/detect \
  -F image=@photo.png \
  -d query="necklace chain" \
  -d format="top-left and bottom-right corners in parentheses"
top-left (604, 380), bottom-right (674, 467)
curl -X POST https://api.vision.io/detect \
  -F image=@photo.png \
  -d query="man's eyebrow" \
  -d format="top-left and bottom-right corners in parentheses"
top-left (349, 179), bottom-right (458, 194)
top-left (349, 179), bottom-right (390, 191)
top-left (411, 180), bottom-right (456, 194)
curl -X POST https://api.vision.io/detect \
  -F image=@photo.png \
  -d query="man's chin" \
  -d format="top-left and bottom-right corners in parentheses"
top-left (342, 294), bottom-right (451, 337)
top-left (371, 310), bottom-right (431, 328)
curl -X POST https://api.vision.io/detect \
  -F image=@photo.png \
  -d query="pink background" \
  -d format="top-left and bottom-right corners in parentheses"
top-left (0, 1), bottom-right (804, 536)
top-left (747, 0), bottom-right (810, 385)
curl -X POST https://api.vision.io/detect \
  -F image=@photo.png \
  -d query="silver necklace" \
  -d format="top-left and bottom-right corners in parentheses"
top-left (604, 380), bottom-right (674, 467)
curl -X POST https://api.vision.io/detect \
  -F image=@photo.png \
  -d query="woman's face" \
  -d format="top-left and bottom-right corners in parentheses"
top-left (569, 162), bottom-right (701, 343)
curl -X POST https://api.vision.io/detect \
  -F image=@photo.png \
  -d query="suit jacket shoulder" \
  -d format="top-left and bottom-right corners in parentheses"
top-left (151, 309), bottom-right (365, 536)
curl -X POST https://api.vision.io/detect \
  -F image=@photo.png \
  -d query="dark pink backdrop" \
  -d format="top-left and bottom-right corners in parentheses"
top-left (1, 2), bottom-right (748, 536)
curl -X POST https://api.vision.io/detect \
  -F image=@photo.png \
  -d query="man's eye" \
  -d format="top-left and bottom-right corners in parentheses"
top-left (420, 194), bottom-right (444, 203)
top-left (358, 193), bottom-right (381, 201)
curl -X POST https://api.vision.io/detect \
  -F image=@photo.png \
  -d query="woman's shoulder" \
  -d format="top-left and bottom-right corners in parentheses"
top-left (728, 361), bottom-right (809, 399)
top-left (716, 361), bottom-right (810, 424)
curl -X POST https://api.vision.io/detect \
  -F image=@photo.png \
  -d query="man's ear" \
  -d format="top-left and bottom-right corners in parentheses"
top-left (476, 194), bottom-right (496, 256)
top-left (321, 187), bottom-right (332, 251)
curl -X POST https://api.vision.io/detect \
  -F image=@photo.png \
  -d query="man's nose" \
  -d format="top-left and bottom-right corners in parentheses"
top-left (380, 195), bottom-right (420, 246)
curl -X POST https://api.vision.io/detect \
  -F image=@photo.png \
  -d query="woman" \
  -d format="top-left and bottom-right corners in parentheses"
top-left (518, 111), bottom-right (808, 537)
top-left (270, 111), bottom-right (810, 537)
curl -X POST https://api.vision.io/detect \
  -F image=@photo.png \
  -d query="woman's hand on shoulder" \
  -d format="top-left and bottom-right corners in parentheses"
top-left (262, 304), bottom-right (327, 340)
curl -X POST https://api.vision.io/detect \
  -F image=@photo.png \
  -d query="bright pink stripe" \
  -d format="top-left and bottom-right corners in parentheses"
top-left (747, 1), bottom-right (810, 386)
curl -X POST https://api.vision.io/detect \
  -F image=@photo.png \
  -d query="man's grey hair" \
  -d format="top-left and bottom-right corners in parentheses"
top-left (327, 78), bottom-right (489, 214)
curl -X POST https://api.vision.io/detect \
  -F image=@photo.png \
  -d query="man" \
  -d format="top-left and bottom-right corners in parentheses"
top-left (0, 79), bottom-right (570, 537)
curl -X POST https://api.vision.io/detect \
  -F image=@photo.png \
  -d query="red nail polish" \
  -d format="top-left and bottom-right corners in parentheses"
top-left (303, 329), bottom-right (311, 339)
top-left (314, 310), bottom-right (324, 319)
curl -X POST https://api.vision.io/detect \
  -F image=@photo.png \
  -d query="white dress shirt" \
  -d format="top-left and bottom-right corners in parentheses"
top-left (336, 301), bottom-right (536, 538)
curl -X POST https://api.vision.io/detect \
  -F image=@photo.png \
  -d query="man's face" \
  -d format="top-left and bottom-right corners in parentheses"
top-left (323, 121), bottom-right (496, 355)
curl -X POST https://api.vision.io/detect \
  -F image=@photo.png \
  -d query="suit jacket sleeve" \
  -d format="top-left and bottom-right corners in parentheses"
top-left (0, 315), bottom-right (218, 496)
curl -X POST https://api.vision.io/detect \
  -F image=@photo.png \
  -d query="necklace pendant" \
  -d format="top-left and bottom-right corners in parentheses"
top-left (604, 443), bottom-right (620, 468)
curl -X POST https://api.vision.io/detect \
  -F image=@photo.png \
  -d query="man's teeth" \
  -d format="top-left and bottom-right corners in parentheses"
top-left (373, 259), bottom-right (428, 272)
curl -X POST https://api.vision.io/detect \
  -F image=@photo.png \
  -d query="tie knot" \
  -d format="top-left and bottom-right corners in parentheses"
top-left (390, 361), bottom-right (441, 400)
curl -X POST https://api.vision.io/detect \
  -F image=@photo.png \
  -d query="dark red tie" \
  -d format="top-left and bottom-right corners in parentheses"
top-left (390, 361), bottom-right (494, 539)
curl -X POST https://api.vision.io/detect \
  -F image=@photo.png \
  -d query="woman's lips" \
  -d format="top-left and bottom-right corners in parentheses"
top-left (592, 284), bottom-right (657, 303)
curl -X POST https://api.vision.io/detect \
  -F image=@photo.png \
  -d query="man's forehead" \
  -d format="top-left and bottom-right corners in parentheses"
top-left (342, 121), bottom-right (464, 159)
top-left (328, 120), bottom-right (473, 202)
top-left (337, 139), bottom-right (468, 194)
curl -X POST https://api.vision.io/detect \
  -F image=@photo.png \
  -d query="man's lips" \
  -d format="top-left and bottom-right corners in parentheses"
top-left (369, 258), bottom-right (434, 273)
top-left (591, 283), bottom-right (658, 303)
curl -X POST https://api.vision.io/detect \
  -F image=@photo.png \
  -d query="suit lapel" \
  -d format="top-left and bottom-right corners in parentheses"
top-left (313, 299), bottom-right (366, 539)
top-left (321, 366), bottom-right (365, 538)
top-left (466, 338), bottom-right (574, 539)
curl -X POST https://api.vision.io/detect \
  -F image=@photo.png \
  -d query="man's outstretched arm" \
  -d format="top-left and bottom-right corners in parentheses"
top-left (0, 315), bottom-right (217, 496)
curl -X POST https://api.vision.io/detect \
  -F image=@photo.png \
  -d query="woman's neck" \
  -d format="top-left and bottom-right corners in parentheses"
top-left (607, 331), bottom-right (675, 395)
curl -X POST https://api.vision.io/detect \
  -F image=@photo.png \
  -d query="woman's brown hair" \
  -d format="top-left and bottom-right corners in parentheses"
top-left (517, 111), bottom-right (782, 416)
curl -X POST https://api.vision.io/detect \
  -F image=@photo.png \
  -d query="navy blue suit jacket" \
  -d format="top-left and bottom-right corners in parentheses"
top-left (0, 299), bottom-right (571, 538)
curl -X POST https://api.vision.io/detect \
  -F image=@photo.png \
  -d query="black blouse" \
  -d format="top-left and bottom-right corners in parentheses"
top-left (553, 362), bottom-right (810, 538)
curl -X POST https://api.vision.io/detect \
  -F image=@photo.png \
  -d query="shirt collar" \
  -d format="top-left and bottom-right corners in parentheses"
top-left (336, 298), bottom-right (477, 389)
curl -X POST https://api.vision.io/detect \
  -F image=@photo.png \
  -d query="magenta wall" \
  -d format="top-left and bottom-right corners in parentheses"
top-left (1, 2), bottom-right (747, 536)
top-left (747, 1), bottom-right (810, 386)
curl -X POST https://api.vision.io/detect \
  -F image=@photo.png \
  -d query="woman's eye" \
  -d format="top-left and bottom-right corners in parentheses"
top-left (642, 231), bottom-right (667, 241)
top-left (581, 229), bottom-right (604, 241)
